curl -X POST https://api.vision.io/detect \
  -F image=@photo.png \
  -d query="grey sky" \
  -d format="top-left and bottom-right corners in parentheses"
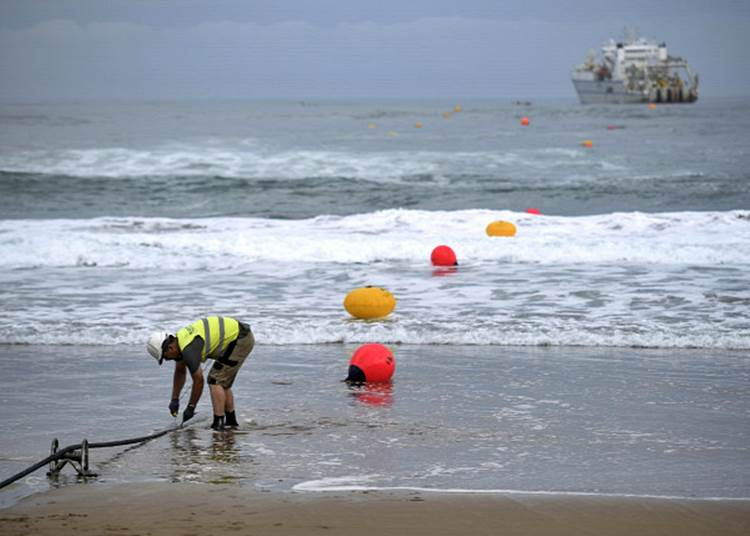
top-left (1, 0), bottom-right (748, 101)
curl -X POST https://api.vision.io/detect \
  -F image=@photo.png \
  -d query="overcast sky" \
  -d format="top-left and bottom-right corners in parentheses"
top-left (1, 0), bottom-right (748, 101)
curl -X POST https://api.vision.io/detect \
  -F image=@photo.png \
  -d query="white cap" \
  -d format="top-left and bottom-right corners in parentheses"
top-left (146, 331), bottom-right (169, 365)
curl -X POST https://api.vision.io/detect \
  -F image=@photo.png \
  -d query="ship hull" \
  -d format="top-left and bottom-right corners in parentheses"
top-left (572, 78), bottom-right (698, 105)
top-left (571, 79), bottom-right (647, 104)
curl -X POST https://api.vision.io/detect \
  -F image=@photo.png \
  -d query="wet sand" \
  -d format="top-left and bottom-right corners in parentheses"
top-left (1, 482), bottom-right (748, 536)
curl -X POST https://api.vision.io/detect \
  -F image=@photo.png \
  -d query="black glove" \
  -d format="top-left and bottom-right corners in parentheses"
top-left (183, 404), bottom-right (195, 422)
top-left (169, 398), bottom-right (179, 417)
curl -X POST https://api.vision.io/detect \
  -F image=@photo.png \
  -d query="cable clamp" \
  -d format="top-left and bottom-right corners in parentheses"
top-left (46, 438), bottom-right (98, 479)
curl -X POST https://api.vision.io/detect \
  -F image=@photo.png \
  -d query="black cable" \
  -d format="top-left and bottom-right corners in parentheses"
top-left (0, 421), bottom-right (185, 490)
top-left (2, 362), bottom-right (215, 490)
top-left (0, 452), bottom-right (70, 491)
top-left (87, 422), bottom-right (180, 449)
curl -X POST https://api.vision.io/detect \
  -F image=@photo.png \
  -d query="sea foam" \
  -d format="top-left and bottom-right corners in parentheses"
top-left (1, 209), bottom-right (747, 349)
top-left (0, 209), bottom-right (747, 269)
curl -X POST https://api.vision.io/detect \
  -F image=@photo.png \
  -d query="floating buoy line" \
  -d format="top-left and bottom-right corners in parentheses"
top-left (4, 214), bottom-right (541, 492)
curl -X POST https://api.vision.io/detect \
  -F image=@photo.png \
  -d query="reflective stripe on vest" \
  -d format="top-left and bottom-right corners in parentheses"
top-left (176, 316), bottom-right (240, 361)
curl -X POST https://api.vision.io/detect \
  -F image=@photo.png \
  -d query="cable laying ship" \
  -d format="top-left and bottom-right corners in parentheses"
top-left (571, 29), bottom-right (699, 104)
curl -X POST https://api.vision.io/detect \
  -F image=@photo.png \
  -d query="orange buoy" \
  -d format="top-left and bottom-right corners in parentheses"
top-left (520, 116), bottom-right (530, 126)
top-left (346, 343), bottom-right (395, 383)
top-left (442, 111), bottom-right (451, 119)
top-left (581, 139), bottom-right (593, 148)
top-left (415, 122), bottom-right (423, 128)
top-left (648, 103), bottom-right (657, 110)
top-left (430, 245), bottom-right (457, 266)
top-left (344, 286), bottom-right (396, 319)
top-left (486, 220), bottom-right (517, 237)
top-left (526, 207), bottom-right (541, 215)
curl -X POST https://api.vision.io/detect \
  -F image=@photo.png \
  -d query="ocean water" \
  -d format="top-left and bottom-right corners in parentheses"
top-left (0, 99), bottom-right (749, 504)
top-left (1, 99), bottom-right (749, 349)
top-left (0, 344), bottom-right (748, 507)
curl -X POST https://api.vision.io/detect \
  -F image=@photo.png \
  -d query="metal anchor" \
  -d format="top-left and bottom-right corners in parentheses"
top-left (47, 438), bottom-right (98, 478)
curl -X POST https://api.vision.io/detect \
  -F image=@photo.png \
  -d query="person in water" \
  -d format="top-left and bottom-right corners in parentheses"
top-left (146, 316), bottom-right (254, 431)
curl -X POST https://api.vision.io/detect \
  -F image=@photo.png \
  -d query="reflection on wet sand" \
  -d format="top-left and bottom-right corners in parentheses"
top-left (168, 428), bottom-right (249, 484)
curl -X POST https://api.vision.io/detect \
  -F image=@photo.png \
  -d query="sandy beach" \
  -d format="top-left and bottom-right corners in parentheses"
top-left (1, 482), bottom-right (749, 536)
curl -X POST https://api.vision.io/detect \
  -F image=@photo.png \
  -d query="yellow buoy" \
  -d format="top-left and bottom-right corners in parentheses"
top-left (442, 111), bottom-right (451, 119)
top-left (486, 220), bottom-right (517, 237)
top-left (581, 139), bottom-right (593, 148)
top-left (368, 123), bottom-right (377, 129)
top-left (344, 286), bottom-right (396, 320)
top-left (454, 104), bottom-right (462, 113)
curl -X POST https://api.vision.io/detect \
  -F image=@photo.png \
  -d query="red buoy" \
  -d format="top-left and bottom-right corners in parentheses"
top-left (520, 116), bottom-right (530, 126)
top-left (430, 245), bottom-right (458, 266)
top-left (346, 344), bottom-right (395, 383)
top-left (526, 207), bottom-right (541, 215)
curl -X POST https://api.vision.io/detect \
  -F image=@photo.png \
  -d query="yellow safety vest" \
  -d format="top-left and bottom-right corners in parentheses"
top-left (176, 316), bottom-right (240, 361)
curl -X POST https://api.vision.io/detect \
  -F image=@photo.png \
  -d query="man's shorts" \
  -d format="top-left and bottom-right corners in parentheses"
top-left (208, 322), bottom-right (254, 388)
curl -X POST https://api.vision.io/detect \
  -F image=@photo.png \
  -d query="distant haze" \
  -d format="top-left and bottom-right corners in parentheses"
top-left (1, 0), bottom-right (748, 101)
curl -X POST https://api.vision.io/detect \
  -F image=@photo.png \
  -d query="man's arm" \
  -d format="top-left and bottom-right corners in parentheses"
top-left (180, 337), bottom-right (204, 408)
top-left (171, 361), bottom-right (187, 400)
top-left (188, 367), bottom-right (204, 408)
top-left (177, 337), bottom-right (205, 422)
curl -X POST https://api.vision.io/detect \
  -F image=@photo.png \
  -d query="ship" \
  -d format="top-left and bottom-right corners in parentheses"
top-left (571, 29), bottom-right (699, 104)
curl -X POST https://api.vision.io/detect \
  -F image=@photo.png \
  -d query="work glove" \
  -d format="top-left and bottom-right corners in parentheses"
top-left (183, 404), bottom-right (195, 423)
top-left (169, 398), bottom-right (179, 417)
